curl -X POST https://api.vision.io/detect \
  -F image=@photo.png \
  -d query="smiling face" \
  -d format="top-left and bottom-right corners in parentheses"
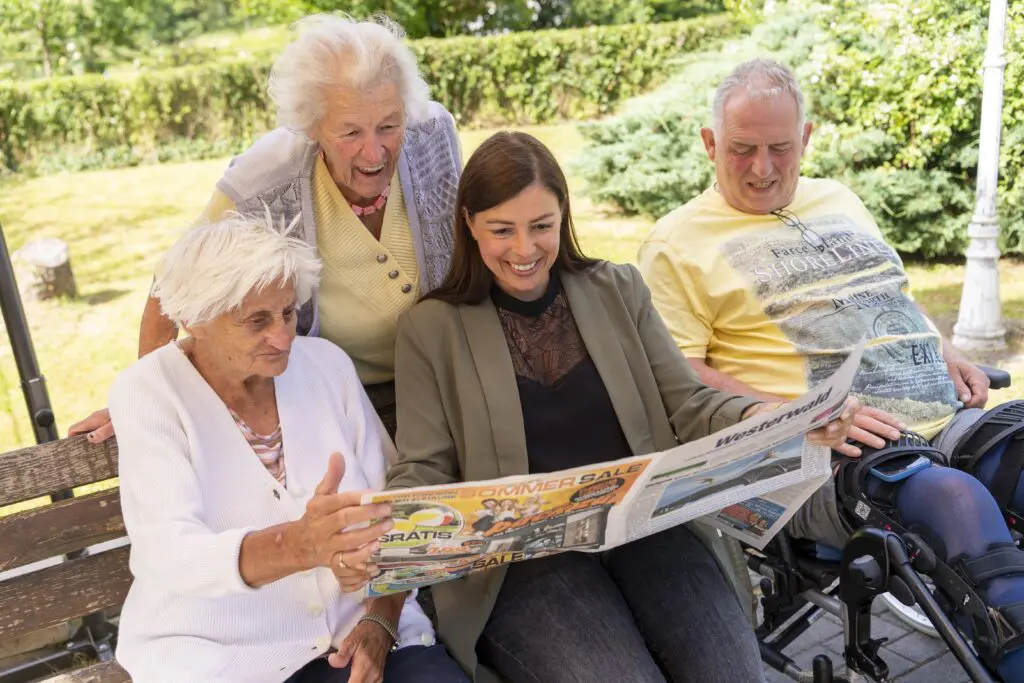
top-left (700, 89), bottom-right (812, 214)
top-left (465, 182), bottom-right (562, 301)
top-left (191, 281), bottom-right (298, 380)
top-left (316, 80), bottom-right (405, 204)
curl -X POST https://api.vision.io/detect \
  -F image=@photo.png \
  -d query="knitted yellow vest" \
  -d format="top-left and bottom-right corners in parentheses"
top-left (312, 158), bottom-right (420, 384)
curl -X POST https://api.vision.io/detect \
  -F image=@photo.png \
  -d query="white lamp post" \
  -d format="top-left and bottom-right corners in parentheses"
top-left (953, 0), bottom-right (1009, 351)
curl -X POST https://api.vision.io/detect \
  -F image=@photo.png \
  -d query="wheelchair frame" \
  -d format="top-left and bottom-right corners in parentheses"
top-left (747, 364), bottom-right (1013, 683)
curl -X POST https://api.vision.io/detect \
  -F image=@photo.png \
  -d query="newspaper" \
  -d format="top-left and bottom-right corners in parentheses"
top-left (357, 342), bottom-right (864, 599)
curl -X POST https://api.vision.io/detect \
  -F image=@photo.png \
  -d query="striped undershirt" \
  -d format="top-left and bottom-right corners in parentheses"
top-left (229, 408), bottom-right (286, 487)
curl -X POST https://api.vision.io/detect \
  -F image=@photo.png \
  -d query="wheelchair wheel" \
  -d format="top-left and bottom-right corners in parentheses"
top-left (881, 592), bottom-right (940, 639)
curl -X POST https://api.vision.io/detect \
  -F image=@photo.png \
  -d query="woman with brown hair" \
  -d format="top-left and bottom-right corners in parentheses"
top-left (339, 131), bottom-right (859, 683)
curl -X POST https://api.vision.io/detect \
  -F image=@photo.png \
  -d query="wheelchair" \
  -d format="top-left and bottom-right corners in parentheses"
top-left (746, 365), bottom-right (1015, 683)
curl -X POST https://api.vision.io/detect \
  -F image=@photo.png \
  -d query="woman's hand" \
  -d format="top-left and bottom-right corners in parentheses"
top-left (68, 407), bottom-right (115, 443)
top-left (329, 594), bottom-right (405, 682)
top-left (328, 619), bottom-right (392, 682)
top-left (290, 453), bottom-right (393, 572)
top-left (335, 555), bottom-right (378, 593)
top-left (806, 397), bottom-right (862, 458)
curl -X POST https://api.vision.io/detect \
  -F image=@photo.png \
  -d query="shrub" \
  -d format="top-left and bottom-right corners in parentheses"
top-left (0, 14), bottom-right (747, 175)
top-left (577, 0), bottom-right (1024, 259)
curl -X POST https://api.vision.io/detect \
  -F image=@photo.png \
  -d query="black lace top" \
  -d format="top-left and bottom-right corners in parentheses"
top-left (492, 273), bottom-right (634, 474)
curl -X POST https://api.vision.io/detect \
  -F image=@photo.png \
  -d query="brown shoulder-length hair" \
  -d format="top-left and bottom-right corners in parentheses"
top-left (423, 131), bottom-right (598, 305)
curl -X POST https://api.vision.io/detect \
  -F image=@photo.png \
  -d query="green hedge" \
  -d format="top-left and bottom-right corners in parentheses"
top-left (577, 0), bottom-right (1024, 260)
top-left (0, 14), bottom-right (747, 175)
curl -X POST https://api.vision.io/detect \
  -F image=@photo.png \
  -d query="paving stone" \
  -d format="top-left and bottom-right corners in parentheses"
top-left (787, 614), bottom-right (844, 655)
top-left (886, 630), bottom-right (949, 665)
top-left (868, 614), bottom-right (917, 644)
top-left (893, 653), bottom-right (970, 682)
top-left (792, 644), bottom-right (845, 674)
top-left (874, 647), bottom-right (920, 679)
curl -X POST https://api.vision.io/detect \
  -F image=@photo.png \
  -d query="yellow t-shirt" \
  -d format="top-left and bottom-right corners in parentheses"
top-left (196, 158), bottom-right (419, 385)
top-left (638, 178), bottom-right (959, 438)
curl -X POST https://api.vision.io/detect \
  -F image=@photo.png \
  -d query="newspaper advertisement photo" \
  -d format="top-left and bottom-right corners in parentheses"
top-left (359, 457), bottom-right (654, 597)
top-left (357, 341), bottom-right (866, 597)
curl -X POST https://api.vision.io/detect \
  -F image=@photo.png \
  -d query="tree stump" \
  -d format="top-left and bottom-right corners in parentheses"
top-left (13, 238), bottom-right (78, 301)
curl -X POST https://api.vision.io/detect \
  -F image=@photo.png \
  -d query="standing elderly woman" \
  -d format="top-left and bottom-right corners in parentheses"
top-left (337, 132), bottom-right (860, 683)
top-left (108, 214), bottom-right (468, 683)
top-left (74, 14), bottom-right (460, 441)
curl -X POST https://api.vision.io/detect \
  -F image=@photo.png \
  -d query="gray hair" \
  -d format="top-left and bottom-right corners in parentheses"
top-left (153, 212), bottom-right (322, 328)
top-left (268, 14), bottom-right (431, 138)
top-left (711, 58), bottom-right (806, 135)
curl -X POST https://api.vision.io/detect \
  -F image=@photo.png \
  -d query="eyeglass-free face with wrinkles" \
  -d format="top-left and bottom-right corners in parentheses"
top-left (699, 89), bottom-right (812, 215)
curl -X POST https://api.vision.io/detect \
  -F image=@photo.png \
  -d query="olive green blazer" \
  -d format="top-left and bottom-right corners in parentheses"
top-left (387, 261), bottom-right (760, 683)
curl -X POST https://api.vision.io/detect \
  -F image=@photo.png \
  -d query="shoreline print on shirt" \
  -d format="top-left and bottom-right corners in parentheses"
top-left (722, 213), bottom-right (960, 429)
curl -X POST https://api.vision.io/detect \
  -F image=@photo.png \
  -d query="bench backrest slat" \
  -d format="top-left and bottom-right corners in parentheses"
top-left (0, 437), bottom-right (119, 508)
top-left (0, 545), bottom-right (131, 641)
top-left (0, 489), bottom-right (124, 573)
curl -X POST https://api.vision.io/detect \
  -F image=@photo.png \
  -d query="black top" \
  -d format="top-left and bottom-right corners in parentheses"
top-left (491, 273), bottom-right (634, 474)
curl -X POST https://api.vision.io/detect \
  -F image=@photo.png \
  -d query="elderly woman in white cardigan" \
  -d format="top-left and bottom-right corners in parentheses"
top-left (108, 215), bottom-right (469, 683)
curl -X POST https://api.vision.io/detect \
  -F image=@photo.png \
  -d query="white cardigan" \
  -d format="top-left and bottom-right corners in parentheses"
top-left (108, 337), bottom-right (433, 683)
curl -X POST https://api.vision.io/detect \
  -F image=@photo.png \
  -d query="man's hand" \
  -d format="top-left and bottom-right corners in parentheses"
top-left (946, 349), bottom-right (990, 409)
top-left (846, 406), bottom-right (905, 450)
top-left (329, 620), bottom-right (392, 682)
top-left (805, 397), bottom-right (862, 458)
top-left (68, 408), bottom-right (114, 443)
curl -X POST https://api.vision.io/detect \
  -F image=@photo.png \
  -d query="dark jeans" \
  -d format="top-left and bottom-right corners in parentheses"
top-left (285, 644), bottom-right (468, 683)
top-left (477, 524), bottom-right (765, 683)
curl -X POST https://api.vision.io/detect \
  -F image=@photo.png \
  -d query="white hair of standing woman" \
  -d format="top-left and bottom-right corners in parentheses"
top-left (269, 14), bottom-right (432, 137)
top-left (153, 211), bottom-right (322, 328)
top-left (711, 58), bottom-right (806, 136)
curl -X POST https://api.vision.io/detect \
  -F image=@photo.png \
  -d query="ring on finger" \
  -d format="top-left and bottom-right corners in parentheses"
top-left (338, 554), bottom-right (347, 569)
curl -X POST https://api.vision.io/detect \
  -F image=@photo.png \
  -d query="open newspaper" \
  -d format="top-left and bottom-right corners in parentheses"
top-left (357, 342), bottom-right (865, 599)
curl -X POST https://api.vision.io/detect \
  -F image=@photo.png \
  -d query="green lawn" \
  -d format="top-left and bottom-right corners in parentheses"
top-left (0, 122), bottom-right (1020, 457)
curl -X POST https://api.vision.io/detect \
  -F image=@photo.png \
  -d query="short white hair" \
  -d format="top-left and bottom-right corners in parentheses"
top-left (268, 14), bottom-right (431, 138)
top-left (712, 58), bottom-right (806, 135)
top-left (154, 212), bottom-right (322, 328)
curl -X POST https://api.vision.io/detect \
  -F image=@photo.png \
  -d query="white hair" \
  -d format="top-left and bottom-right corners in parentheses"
top-left (268, 14), bottom-right (431, 138)
top-left (711, 58), bottom-right (806, 135)
top-left (154, 212), bottom-right (322, 328)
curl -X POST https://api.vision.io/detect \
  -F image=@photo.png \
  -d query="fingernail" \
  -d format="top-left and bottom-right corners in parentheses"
top-left (851, 447), bottom-right (862, 457)
top-left (840, 411), bottom-right (850, 420)
top-left (377, 503), bottom-right (392, 517)
top-left (961, 393), bottom-right (970, 402)
top-left (369, 541), bottom-right (380, 553)
top-left (897, 422), bottom-right (907, 430)
top-left (381, 519), bottom-right (394, 532)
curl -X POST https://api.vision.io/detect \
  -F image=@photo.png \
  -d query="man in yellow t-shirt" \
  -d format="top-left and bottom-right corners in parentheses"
top-left (640, 60), bottom-right (1024, 678)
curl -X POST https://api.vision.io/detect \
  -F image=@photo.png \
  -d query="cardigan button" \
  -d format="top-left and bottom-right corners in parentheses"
top-left (272, 489), bottom-right (281, 500)
top-left (388, 270), bottom-right (400, 279)
top-left (401, 284), bottom-right (412, 294)
top-left (377, 254), bottom-right (388, 263)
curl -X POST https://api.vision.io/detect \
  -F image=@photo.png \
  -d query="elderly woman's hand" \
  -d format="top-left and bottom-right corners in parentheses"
top-left (335, 556), bottom-right (378, 593)
top-left (291, 453), bottom-right (393, 573)
top-left (806, 397), bottom-right (862, 457)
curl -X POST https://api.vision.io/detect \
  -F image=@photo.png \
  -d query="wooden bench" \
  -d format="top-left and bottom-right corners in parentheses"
top-left (0, 436), bottom-right (131, 682)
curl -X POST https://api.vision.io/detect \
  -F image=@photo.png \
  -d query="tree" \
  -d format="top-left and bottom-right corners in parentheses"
top-left (0, 0), bottom-right (80, 77)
